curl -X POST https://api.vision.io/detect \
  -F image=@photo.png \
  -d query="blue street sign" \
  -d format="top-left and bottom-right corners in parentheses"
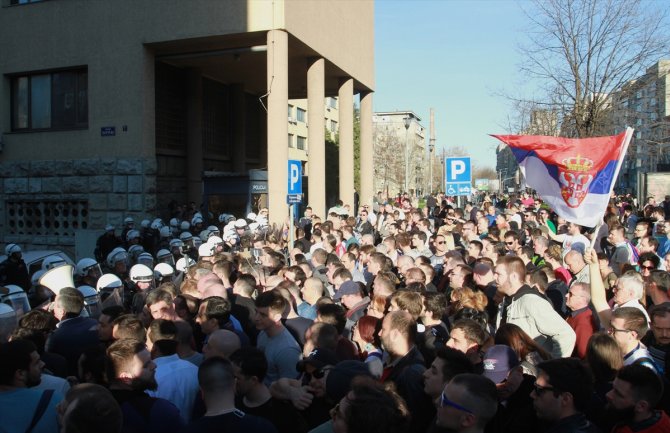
top-left (445, 182), bottom-right (472, 197)
top-left (287, 194), bottom-right (302, 204)
top-left (445, 157), bottom-right (471, 183)
top-left (101, 126), bottom-right (116, 137)
top-left (288, 160), bottom-right (302, 194)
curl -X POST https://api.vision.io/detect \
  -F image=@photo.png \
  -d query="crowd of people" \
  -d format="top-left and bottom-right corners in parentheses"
top-left (1, 190), bottom-right (670, 433)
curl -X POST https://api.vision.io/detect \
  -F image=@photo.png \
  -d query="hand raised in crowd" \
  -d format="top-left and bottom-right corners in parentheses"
top-left (584, 247), bottom-right (598, 265)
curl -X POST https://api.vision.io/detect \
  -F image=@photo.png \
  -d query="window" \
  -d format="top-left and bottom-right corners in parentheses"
top-left (6, 200), bottom-right (88, 237)
top-left (297, 135), bottom-right (306, 150)
top-left (296, 108), bottom-right (306, 123)
top-left (330, 119), bottom-right (338, 132)
top-left (288, 104), bottom-right (293, 117)
top-left (636, 118), bottom-right (643, 126)
top-left (11, 68), bottom-right (88, 131)
top-left (328, 97), bottom-right (337, 109)
top-left (650, 112), bottom-right (658, 122)
top-left (650, 98), bottom-right (657, 106)
top-left (288, 133), bottom-right (294, 148)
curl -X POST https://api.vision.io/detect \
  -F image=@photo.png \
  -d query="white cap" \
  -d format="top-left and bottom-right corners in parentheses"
top-left (4, 244), bottom-right (21, 255)
top-left (234, 219), bottom-right (248, 228)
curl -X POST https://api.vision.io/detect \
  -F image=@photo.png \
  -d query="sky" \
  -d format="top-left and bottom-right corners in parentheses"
top-left (374, 0), bottom-right (531, 169)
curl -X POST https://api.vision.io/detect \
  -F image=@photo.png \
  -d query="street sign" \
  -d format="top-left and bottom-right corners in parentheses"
top-left (288, 160), bottom-right (302, 194)
top-left (445, 157), bottom-right (471, 183)
top-left (287, 194), bottom-right (302, 204)
top-left (446, 182), bottom-right (472, 197)
top-left (445, 157), bottom-right (472, 196)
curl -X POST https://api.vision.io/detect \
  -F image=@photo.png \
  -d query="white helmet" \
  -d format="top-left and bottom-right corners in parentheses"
top-left (154, 263), bottom-right (175, 282)
top-left (41, 255), bottom-right (68, 271)
top-left (75, 258), bottom-right (102, 280)
top-left (126, 229), bottom-right (141, 243)
top-left (31, 270), bottom-right (46, 287)
top-left (129, 264), bottom-right (154, 283)
top-left (106, 247), bottom-right (128, 268)
top-left (198, 243), bottom-right (215, 258)
top-left (169, 239), bottom-right (184, 250)
top-left (180, 231), bottom-right (193, 242)
top-left (170, 218), bottom-right (180, 228)
top-left (247, 212), bottom-right (257, 222)
top-left (77, 285), bottom-right (101, 318)
top-left (193, 237), bottom-right (202, 249)
top-left (175, 256), bottom-right (196, 273)
top-left (128, 245), bottom-right (145, 262)
top-left (218, 213), bottom-right (229, 223)
top-left (234, 219), bottom-right (248, 229)
top-left (199, 230), bottom-right (211, 242)
top-left (207, 226), bottom-right (220, 236)
top-left (191, 215), bottom-right (204, 226)
top-left (151, 219), bottom-right (163, 230)
top-left (156, 249), bottom-right (174, 265)
top-left (180, 221), bottom-right (190, 231)
top-left (137, 252), bottom-right (154, 268)
top-left (1, 285), bottom-right (30, 318)
top-left (159, 226), bottom-right (171, 238)
top-left (0, 303), bottom-right (17, 341)
top-left (96, 273), bottom-right (123, 292)
top-left (4, 243), bottom-right (21, 256)
top-left (207, 235), bottom-right (223, 247)
top-left (140, 219), bottom-right (151, 229)
top-left (123, 217), bottom-right (134, 226)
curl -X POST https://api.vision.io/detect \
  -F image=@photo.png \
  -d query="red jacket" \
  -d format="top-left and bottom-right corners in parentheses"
top-left (612, 411), bottom-right (670, 433)
top-left (567, 307), bottom-right (597, 359)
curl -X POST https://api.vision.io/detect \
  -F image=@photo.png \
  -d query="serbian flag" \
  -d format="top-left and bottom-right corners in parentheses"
top-left (491, 128), bottom-right (633, 227)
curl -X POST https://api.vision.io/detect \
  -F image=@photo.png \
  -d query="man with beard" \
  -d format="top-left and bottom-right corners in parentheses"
top-left (606, 364), bottom-right (670, 433)
top-left (106, 338), bottom-right (183, 433)
top-left (0, 339), bottom-right (63, 433)
top-left (641, 303), bottom-right (670, 377)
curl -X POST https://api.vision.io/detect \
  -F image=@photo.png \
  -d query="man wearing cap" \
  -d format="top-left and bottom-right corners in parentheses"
top-left (531, 358), bottom-right (599, 433)
top-left (495, 256), bottom-right (576, 358)
top-left (334, 281), bottom-right (370, 337)
top-left (482, 344), bottom-right (538, 433)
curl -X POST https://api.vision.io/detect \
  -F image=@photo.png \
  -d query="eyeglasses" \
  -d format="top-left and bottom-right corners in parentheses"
top-left (436, 241), bottom-right (446, 245)
top-left (440, 391), bottom-right (474, 414)
top-left (532, 383), bottom-right (557, 396)
top-left (640, 264), bottom-right (655, 270)
top-left (608, 326), bottom-right (632, 334)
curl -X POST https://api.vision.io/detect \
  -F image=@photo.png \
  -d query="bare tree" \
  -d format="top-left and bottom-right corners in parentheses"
top-left (517, 0), bottom-right (669, 138)
top-left (373, 127), bottom-right (405, 197)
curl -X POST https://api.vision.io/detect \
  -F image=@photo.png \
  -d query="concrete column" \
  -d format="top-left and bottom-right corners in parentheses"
top-left (186, 69), bottom-right (203, 206)
top-left (338, 78), bottom-right (354, 209)
top-left (266, 30), bottom-right (289, 225)
top-left (231, 83), bottom-right (246, 173)
top-left (307, 58), bottom-right (326, 218)
top-left (359, 91), bottom-right (373, 212)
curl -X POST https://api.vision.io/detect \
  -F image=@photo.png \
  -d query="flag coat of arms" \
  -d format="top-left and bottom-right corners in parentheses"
top-left (492, 128), bottom-right (633, 227)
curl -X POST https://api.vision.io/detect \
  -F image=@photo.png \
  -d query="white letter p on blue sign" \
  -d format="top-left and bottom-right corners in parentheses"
top-left (288, 160), bottom-right (302, 194)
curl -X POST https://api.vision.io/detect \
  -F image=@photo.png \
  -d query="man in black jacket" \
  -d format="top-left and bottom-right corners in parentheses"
top-left (531, 358), bottom-right (599, 433)
top-left (379, 310), bottom-right (433, 433)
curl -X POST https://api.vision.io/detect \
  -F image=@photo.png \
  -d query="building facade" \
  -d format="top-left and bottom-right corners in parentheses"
top-left (0, 0), bottom-right (374, 254)
top-left (372, 111), bottom-right (426, 198)
top-left (609, 60), bottom-right (670, 194)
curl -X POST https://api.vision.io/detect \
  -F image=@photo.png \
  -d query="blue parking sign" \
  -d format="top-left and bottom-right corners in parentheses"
top-left (445, 157), bottom-right (471, 183)
top-left (288, 160), bottom-right (302, 194)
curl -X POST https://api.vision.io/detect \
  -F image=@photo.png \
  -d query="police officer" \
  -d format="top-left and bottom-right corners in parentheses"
top-left (0, 244), bottom-right (30, 291)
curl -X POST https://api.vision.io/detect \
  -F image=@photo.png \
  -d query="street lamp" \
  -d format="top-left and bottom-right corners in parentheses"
top-left (403, 116), bottom-right (411, 194)
top-left (428, 142), bottom-right (435, 194)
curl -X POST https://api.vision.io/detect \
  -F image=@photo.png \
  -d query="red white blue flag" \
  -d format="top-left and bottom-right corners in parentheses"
top-left (492, 128), bottom-right (633, 227)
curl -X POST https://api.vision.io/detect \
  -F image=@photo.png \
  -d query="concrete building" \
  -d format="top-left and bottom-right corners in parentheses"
top-left (609, 60), bottom-right (670, 194)
top-left (0, 0), bottom-right (374, 254)
top-left (373, 111), bottom-right (426, 199)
